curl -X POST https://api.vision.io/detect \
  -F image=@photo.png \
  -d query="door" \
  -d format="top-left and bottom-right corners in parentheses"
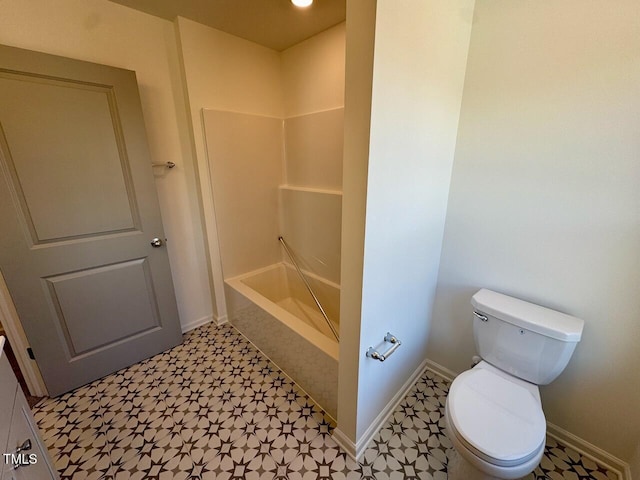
top-left (0, 45), bottom-right (182, 396)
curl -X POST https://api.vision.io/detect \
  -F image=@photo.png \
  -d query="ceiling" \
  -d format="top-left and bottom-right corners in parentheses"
top-left (109, 0), bottom-right (346, 51)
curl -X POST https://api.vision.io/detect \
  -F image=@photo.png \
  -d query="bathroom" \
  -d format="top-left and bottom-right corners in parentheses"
top-left (0, 0), bottom-right (638, 479)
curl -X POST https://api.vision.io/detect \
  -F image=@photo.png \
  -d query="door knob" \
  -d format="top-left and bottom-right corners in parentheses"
top-left (150, 238), bottom-right (163, 248)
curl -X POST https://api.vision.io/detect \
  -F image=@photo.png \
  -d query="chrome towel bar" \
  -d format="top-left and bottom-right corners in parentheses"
top-left (151, 161), bottom-right (176, 169)
top-left (366, 332), bottom-right (402, 362)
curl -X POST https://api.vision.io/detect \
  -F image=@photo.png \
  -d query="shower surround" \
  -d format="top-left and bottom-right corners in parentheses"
top-left (203, 107), bottom-right (344, 417)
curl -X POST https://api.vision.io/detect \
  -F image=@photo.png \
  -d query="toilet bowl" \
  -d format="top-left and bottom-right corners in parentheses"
top-left (444, 289), bottom-right (584, 480)
top-left (445, 362), bottom-right (546, 480)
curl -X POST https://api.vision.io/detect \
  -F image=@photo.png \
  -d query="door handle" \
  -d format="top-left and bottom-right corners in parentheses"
top-left (150, 238), bottom-right (163, 248)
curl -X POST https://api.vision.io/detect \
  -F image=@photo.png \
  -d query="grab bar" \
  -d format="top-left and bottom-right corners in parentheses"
top-left (278, 236), bottom-right (339, 342)
top-left (366, 333), bottom-right (402, 362)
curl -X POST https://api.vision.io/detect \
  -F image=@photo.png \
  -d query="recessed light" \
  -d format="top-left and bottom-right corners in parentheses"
top-left (291, 0), bottom-right (313, 7)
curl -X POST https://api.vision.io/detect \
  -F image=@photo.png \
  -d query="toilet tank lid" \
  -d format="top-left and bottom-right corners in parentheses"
top-left (471, 289), bottom-right (584, 342)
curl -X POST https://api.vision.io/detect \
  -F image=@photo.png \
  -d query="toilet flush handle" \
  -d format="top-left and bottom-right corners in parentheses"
top-left (473, 311), bottom-right (488, 322)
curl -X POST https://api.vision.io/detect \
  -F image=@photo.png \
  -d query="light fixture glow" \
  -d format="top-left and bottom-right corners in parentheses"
top-left (291, 0), bottom-right (313, 7)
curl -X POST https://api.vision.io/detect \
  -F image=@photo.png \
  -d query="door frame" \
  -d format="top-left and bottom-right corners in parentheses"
top-left (0, 270), bottom-right (48, 397)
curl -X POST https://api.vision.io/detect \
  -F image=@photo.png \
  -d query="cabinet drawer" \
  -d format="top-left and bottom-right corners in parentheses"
top-left (2, 389), bottom-right (59, 480)
top-left (1, 351), bottom-right (19, 468)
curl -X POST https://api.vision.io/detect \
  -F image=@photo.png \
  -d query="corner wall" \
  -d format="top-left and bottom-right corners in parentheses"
top-left (336, 0), bottom-right (377, 444)
top-left (174, 16), bottom-right (283, 320)
top-left (176, 18), bottom-right (346, 319)
top-left (281, 23), bottom-right (345, 118)
top-left (428, 0), bottom-right (640, 462)
top-left (280, 24), bottom-right (346, 286)
top-left (337, 0), bottom-right (474, 448)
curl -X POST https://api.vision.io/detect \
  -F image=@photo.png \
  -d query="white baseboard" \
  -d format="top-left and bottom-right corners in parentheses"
top-left (424, 358), bottom-right (457, 382)
top-left (180, 314), bottom-right (214, 333)
top-left (332, 427), bottom-right (356, 459)
top-left (332, 357), bottom-right (430, 462)
top-left (424, 357), bottom-right (631, 480)
top-left (180, 312), bottom-right (230, 333)
top-left (546, 423), bottom-right (630, 480)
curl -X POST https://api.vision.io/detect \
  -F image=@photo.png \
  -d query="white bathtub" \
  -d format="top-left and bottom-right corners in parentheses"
top-left (225, 263), bottom-right (339, 417)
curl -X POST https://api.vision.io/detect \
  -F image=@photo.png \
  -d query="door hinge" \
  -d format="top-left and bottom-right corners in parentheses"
top-left (27, 347), bottom-right (35, 360)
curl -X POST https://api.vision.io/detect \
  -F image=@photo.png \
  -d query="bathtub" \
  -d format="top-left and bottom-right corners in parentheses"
top-left (225, 263), bottom-right (339, 418)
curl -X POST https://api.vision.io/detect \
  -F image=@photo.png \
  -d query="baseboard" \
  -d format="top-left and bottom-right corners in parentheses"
top-left (424, 358), bottom-right (631, 480)
top-left (332, 428), bottom-right (356, 459)
top-left (215, 314), bottom-right (228, 326)
top-left (332, 357), bottom-right (430, 462)
top-left (424, 357), bottom-right (457, 382)
top-left (180, 314), bottom-right (214, 333)
top-left (546, 423), bottom-right (631, 480)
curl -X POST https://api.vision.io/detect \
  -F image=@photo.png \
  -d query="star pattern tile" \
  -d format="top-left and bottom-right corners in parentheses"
top-left (33, 323), bottom-right (619, 480)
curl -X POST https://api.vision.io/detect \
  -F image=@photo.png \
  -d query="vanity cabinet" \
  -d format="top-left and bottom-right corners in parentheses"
top-left (1, 338), bottom-right (59, 480)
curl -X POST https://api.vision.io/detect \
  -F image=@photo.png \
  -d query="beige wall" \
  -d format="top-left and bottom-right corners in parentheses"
top-left (176, 17), bottom-right (283, 118)
top-left (283, 108), bottom-right (344, 190)
top-left (281, 23), bottom-right (346, 118)
top-left (203, 110), bottom-right (283, 279)
top-left (337, 0), bottom-right (377, 442)
top-left (428, 0), bottom-right (640, 461)
top-left (176, 18), bottom-right (346, 318)
top-left (337, 0), bottom-right (474, 444)
top-left (279, 24), bottom-right (346, 286)
top-left (279, 187), bottom-right (342, 284)
top-left (175, 16), bottom-right (283, 320)
top-left (0, 0), bottom-right (214, 332)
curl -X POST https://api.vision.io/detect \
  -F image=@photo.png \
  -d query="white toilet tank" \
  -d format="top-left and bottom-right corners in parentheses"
top-left (471, 289), bottom-right (584, 385)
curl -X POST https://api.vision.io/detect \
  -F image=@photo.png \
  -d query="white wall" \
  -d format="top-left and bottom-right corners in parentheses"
top-left (428, 0), bottom-right (640, 462)
top-left (279, 24), bottom-right (346, 285)
top-left (337, 0), bottom-right (474, 446)
top-left (281, 23), bottom-right (346, 118)
top-left (176, 18), bottom-right (347, 319)
top-left (336, 0), bottom-right (377, 445)
top-left (203, 110), bottom-right (283, 279)
top-left (175, 16), bottom-right (283, 320)
top-left (0, 0), bottom-right (214, 332)
top-left (176, 17), bottom-right (283, 118)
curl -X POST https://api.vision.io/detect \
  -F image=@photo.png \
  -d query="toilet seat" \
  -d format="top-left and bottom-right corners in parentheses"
top-left (447, 367), bottom-right (546, 467)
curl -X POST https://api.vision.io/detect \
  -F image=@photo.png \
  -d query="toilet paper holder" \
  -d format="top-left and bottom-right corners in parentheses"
top-left (366, 332), bottom-right (402, 362)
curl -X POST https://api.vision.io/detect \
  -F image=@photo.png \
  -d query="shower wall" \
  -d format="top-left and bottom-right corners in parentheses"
top-left (202, 110), bottom-right (283, 279)
top-left (280, 24), bottom-right (346, 286)
top-left (280, 108), bottom-right (343, 285)
top-left (201, 23), bottom-right (346, 316)
top-left (174, 16), bottom-right (284, 322)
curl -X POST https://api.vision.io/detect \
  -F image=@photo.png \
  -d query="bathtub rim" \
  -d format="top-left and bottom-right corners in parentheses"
top-left (225, 263), bottom-right (339, 361)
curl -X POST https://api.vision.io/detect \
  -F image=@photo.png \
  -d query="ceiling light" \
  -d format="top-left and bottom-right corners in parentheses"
top-left (291, 0), bottom-right (313, 7)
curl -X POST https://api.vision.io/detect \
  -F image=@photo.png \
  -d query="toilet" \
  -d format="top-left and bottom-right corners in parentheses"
top-left (445, 289), bottom-right (584, 480)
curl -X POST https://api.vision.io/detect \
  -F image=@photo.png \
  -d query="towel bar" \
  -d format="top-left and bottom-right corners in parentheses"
top-left (151, 161), bottom-right (176, 169)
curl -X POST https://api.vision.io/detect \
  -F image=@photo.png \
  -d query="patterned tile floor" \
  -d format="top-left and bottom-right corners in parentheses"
top-left (34, 323), bottom-right (618, 480)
